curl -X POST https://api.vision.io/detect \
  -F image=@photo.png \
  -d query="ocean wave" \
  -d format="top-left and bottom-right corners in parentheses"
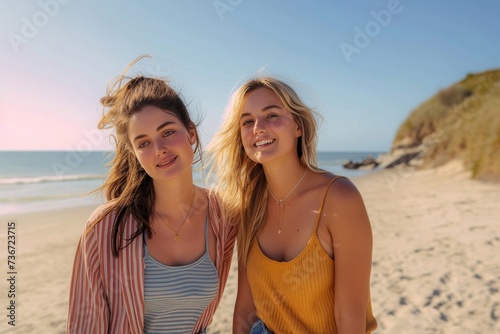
top-left (0, 174), bottom-right (106, 185)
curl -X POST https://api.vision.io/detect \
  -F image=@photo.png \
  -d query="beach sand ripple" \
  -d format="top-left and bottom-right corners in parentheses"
top-left (1, 161), bottom-right (498, 333)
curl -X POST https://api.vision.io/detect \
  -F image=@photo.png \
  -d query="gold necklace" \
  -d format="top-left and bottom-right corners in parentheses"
top-left (156, 187), bottom-right (196, 241)
top-left (268, 169), bottom-right (307, 234)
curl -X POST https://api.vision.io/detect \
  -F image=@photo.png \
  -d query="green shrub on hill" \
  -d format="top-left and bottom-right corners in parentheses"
top-left (393, 69), bottom-right (500, 179)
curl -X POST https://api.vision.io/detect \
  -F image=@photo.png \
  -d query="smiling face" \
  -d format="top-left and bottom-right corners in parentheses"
top-left (128, 105), bottom-right (196, 182)
top-left (239, 88), bottom-right (302, 165)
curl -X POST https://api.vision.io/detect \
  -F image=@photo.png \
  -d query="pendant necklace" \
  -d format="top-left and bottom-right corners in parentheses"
top-left (156, 187), bottom-right (196, 241)
top-left (268, 168), bottom-right (307, 234)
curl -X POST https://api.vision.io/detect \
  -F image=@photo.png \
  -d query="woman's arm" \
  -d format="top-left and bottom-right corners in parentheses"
top-left (327, 178), bottom-right (374, 334)
top-left (67, 226), bottom-right (109, 333)
top-left (233, 265), bottom-right (258, 334)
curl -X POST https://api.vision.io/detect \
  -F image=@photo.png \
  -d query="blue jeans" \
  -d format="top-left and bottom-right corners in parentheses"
top-left (250, 319), bottom-right (273, 334)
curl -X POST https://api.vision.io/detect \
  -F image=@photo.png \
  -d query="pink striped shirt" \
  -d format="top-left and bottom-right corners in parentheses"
top-left (67, 190), bottom-right (236, 333)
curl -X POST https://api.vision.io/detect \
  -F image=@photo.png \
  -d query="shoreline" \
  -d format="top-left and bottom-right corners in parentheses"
top-left (1, 163), bottom-right (499, 333)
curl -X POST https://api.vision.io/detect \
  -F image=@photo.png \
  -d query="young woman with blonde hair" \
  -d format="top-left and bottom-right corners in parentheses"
top-left (208, 77), bottom-right (377, 333)
top-left (67, 56), bottom-right (236, 333)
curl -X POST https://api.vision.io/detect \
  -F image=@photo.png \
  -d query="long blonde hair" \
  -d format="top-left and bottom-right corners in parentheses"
top-left (207, 77), bottom-right (322, 266)
top-left (94, 55), bottom-right (202, 256)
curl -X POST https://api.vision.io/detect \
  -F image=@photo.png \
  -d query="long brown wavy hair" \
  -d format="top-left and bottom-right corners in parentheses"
top-left (91, 55), bottom-right (202, 256)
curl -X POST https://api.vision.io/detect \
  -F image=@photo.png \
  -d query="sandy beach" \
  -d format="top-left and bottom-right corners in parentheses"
top-left (1, 161), bottom-right (498, 333)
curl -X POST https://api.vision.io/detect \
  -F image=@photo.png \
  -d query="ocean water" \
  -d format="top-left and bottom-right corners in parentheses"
top-left (0, 151), bottom-right (382, 215)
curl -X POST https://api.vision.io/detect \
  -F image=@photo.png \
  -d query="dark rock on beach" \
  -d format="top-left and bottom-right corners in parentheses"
top-left (343, 157), bottom-right (380, 170)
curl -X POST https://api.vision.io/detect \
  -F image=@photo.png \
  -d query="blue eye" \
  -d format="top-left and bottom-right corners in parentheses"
top-left (163, 130), bottom-right (174, 137)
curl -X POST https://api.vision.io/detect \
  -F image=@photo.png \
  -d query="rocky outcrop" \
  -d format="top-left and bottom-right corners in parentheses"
top-left (343, 69), bottom-right (500, 178)
top-left (343, 157), bottom-right (379, 170)
top-left (343, 139), bottom-right (430, 171)
top-left (389, 69), bottom-right (500, 179)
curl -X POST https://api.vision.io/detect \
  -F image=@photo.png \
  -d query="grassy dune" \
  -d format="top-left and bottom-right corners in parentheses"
top-left (394, 69), bottom-right (500, 179)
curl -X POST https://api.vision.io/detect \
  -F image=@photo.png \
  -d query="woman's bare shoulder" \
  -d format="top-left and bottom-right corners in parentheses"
top-left (310, 171), bottom-right (358, 194)
top-left (317, 173), bottom-right (367, 219)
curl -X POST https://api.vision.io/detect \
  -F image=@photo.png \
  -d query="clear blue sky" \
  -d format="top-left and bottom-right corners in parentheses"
top-left (1, 0), bottom-right (499, 152)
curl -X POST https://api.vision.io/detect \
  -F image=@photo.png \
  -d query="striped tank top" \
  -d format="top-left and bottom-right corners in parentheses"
top-left (247, 176), bottom-right (377, 333)
top-left (143, 214), bottom-right (219, 333)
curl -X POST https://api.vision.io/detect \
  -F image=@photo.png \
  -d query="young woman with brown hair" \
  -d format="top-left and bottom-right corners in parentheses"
top-left (67, 57), bottom-right (236, 334)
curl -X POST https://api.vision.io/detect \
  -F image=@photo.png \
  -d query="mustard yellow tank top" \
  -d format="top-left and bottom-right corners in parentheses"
top-left (247, 176), bottom-right (377, 334)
